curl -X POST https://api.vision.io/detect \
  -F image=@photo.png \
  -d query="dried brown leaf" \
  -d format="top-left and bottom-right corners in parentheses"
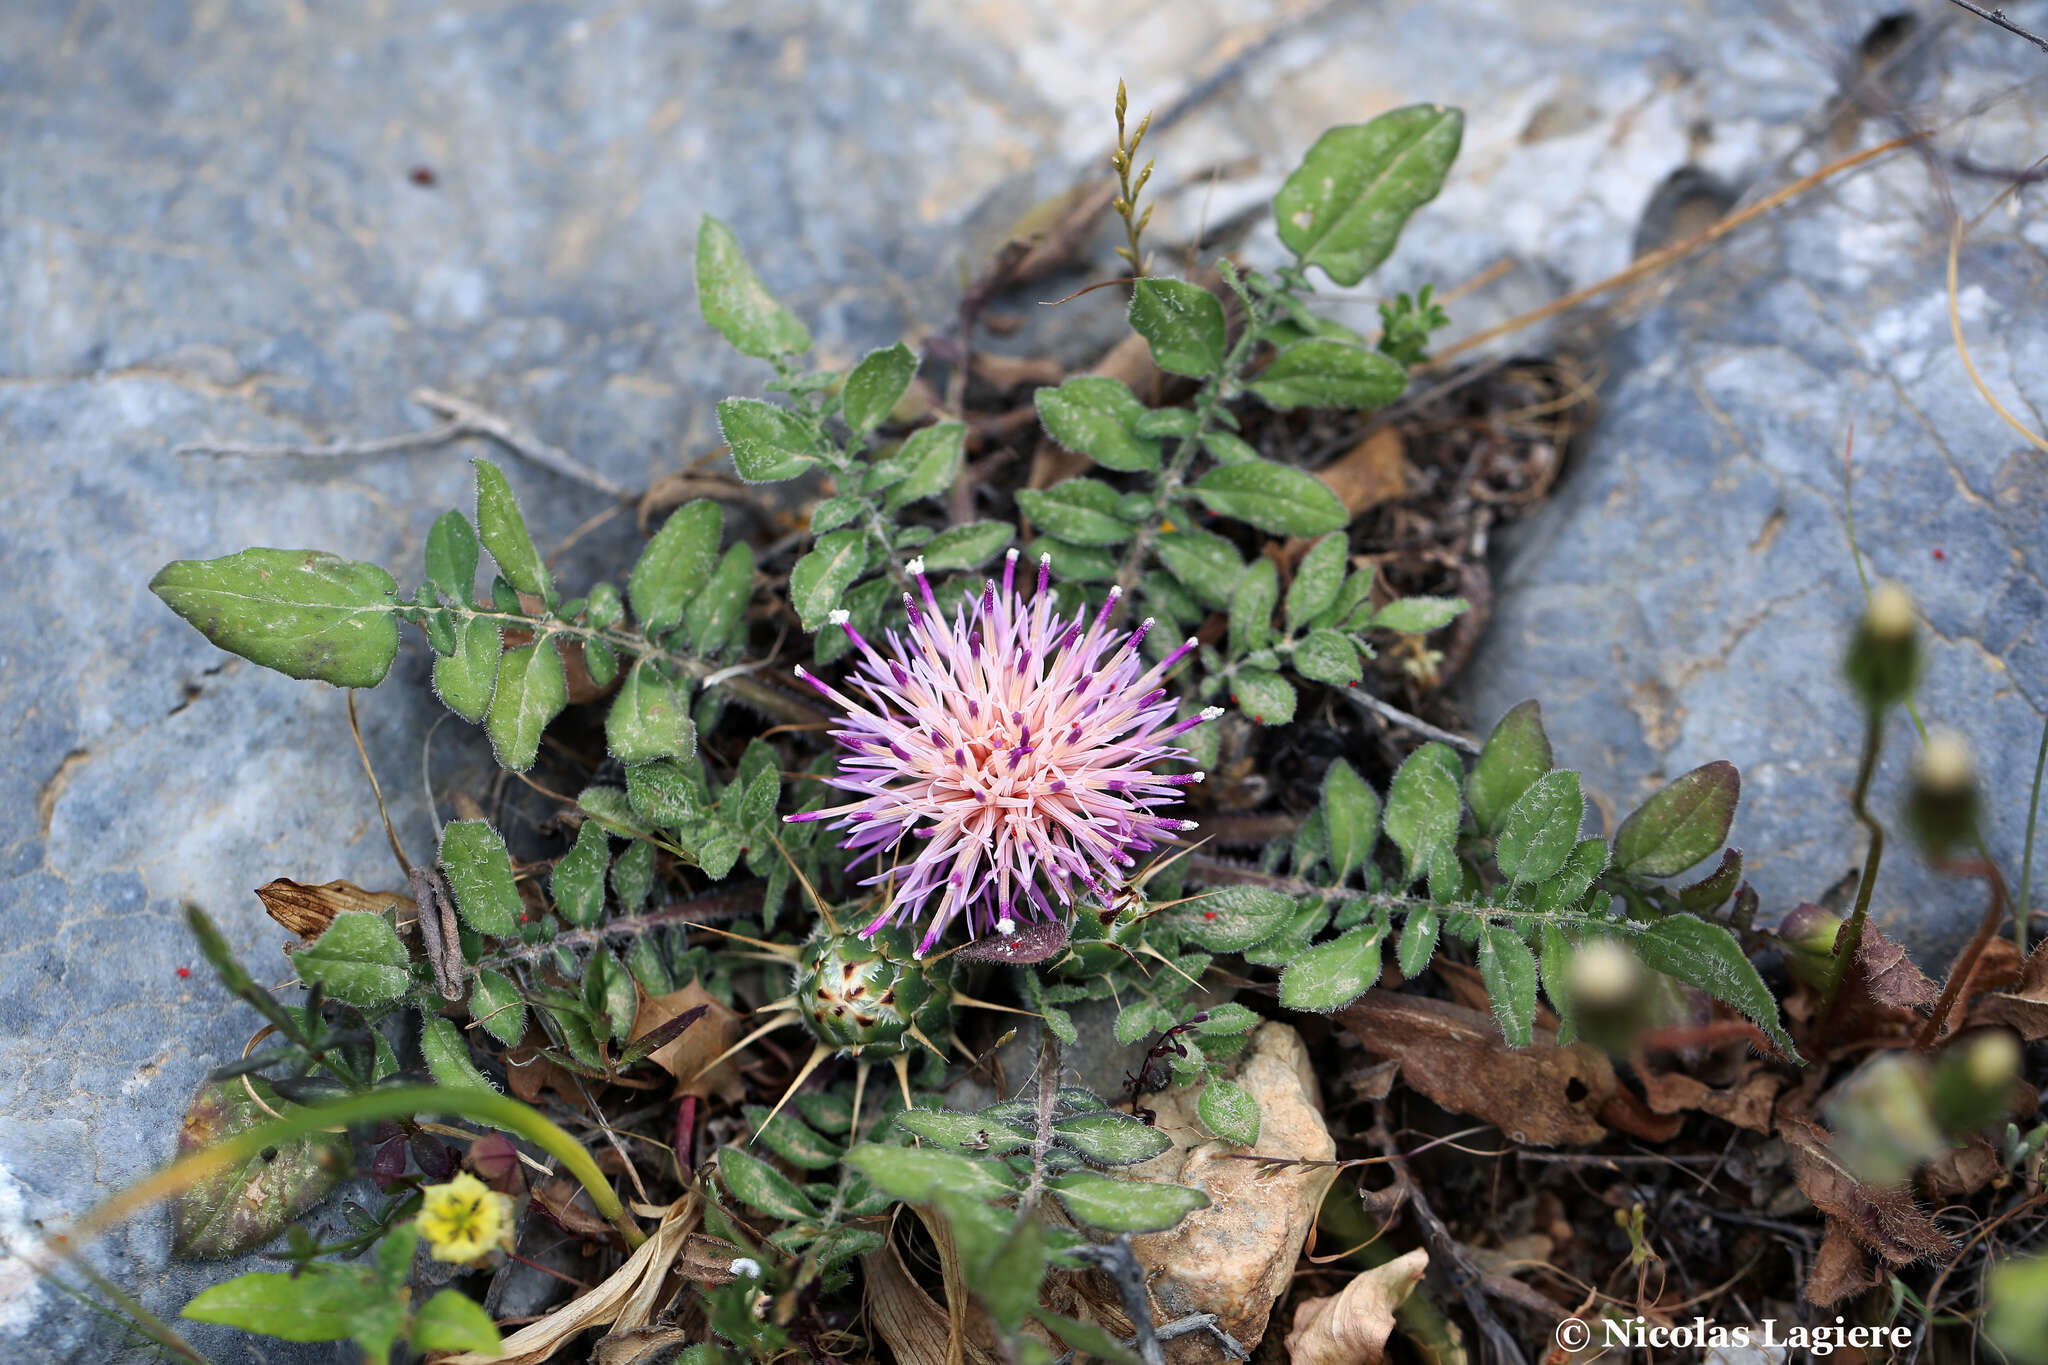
top-left (1314, 428), bottom-right (1408, 520)
top-left (1285, 1247), bottom-right (1428, 1365)
top-left (1857, 922), bottom-right (1938, 1009)
top-left (862, 1223), bottom-right (1005, 1365)
top-left (1805, 1224), bottom-right (1881, 1309)
top-left (629, 983), bottom-right (742, 1101)
top-left (254, 878), bottom-right (412, 944)
top-left (1336, 993), bottom-right (1614, 1146)
top-left (1970, 938), bottom-right (2048, 1039)
top-left (439, 1196), bottom-right (695, 1365)
top-left (1781, 1117), bottom-right (1953, 1290)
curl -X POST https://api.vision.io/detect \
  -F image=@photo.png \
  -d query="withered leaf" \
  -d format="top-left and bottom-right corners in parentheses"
top-left (1805, 1224), bottom-right (1882, 1309)
top-left (1971, 938), bottom-right (2048, 1040)
top-left (1856, 921), bottom-right (1937, 1009)
top-left (1285, 1247), bottom-right (1428, 1365)
top-left (1781, 1117), bottom-right (1953, 1284)
top-left (1337, 992), bottom-right (1613, 1146)
top-left (172, 1080), bottom-right (348, 1259)
top-left (957, 915), bottom-right (1071, 965)
top-left (629, 982), bottom-right (742, 1100)
top-left (254, 877), bottom-right (412, 944)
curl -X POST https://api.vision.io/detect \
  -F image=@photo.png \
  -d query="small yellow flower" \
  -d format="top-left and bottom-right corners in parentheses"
top-left (416, 1172), bottom-right (515, 1265)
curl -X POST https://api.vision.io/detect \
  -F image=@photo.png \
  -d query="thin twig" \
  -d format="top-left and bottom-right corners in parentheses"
top-left (1944, 0), bottom-right (2048, 53)
top-left (176, 387), bottom-right (632, 499)
top-left (1423, 132), bottom-right (1929, 369)
top-left (1369, 1121), bottom-right (1528, 1365)
top-left (480, 881), bottom-right (767, 969)
top-left (346, 691), bottom-right (413, 878)
top-left (1338, 687), bottom-right (1482, 756)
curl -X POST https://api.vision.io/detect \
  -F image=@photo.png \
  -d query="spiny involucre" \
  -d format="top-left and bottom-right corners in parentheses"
top-left (787, 550), bottom-right (1217, 954)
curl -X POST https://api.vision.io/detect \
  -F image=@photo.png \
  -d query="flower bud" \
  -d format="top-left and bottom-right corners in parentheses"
top-left (1567, 938), bottom-right (1650, 1052)
top-left (1843, 581), bottom-right (1920, 710)
top-left (1779, 902), bottom-right (1845, 988)
top-left (1931, 1030), bottom-right (2021, 1135)
top-left (1826, 1053), bottom-right (1943, 1186)
top-left (1907, 727), bottom-right (1979, 855)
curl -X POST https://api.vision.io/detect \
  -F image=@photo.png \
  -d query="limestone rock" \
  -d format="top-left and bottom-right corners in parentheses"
top-left (1126, 1021), bottom-right (1337, 1363)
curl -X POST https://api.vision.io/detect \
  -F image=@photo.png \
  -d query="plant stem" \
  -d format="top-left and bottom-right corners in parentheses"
top-left (1916, 855), bottom-right (2010, 1048)
top-left (1819, 708), bottom-right (1889, 1025)
top-left (2018, 712), bottom-right (2047, 956)
top-left (64, 1086), bottom-right (643, 1255)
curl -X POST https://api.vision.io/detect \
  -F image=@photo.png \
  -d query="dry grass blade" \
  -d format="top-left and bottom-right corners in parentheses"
top-left (862, 1220), bottom-right (1004, 1365)
top-left (439, 1195), bottom-right (699, 1365)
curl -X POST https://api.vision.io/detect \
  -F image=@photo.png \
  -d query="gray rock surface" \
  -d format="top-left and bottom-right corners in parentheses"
top-left (2, 0), bottom-right (2036, 1358)
top-left (1456, 9), bottom-right (2048, 967)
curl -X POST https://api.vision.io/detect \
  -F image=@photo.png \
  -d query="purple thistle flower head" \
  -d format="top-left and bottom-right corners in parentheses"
top-left (786, 550), bottom-right (1217, 955)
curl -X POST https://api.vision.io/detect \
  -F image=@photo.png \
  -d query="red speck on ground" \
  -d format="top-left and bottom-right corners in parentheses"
top-left (408, 165), bottom-right (437, 186)
top-left (1203, 911), bottom-right (1217, 919)
top-left (1932, 548), bottom-right (1946, 560)
top-left (176, 966), bottom-right (191, 979)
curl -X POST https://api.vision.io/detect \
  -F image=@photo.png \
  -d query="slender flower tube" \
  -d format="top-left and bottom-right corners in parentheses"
top-left (787, 550), bottom-right (1217, 954)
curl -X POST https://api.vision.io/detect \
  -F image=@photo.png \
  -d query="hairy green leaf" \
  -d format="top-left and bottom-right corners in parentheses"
top-left (1623, 914), bottom-right (1797, 1057)
top-left (182, 1266), bottom-right (397, 1345)
top-left (1279, 923), bottom-right (1385, 1011)
top-left (423, 510), bottom-right (479, 607)
top-left (886, 422), bottom-right (965, 511)
top-left (696, 216), bottom-right (811, 359)
top-left (630, 499), bottom-right (723, 634)
top-left (1248, 338), bottom-right (1407, 410)
top-left (552, 817), bottom-right (610, 927)
top-left (1384, 742), bottom-right (1462, 885)
top-left (1496, 770), bottom-right (1584, 886)
top-left (719, 397), bottom-right (822, 483)
top-left (1128, 277), bottom-right (1227, 378)
top-left (1155, 526), bottom-right (1245, 608)
top-left (1467, 700), bottom-right (1553, 837)
top-left (1322, 758), bottom-right (1380, 882)
top-left (470, 968), bottom-right (527, 1048)
top-left (411, 1290), bottom-right (503, 1355)
top-left (843, 341), bottom-right (916, 439)
top-left (1287, 533), bottom-right (1349, 633)
top-left (922, 520), bottom-right (1016, 572)
top-left (1051, 1169), bottom-right (1208, 1234)
top-left (420, 1013), bottom-right (495, 1090)
top-left (789, 530), bottom-right (868, 632)
top-left (1229, 558), bottom-right (1279, 656)
top-left (1536, 838), bottom-right (1609, 913)
top-left (431, 615), bottom-right (500, 722)
top-left (1397, 905), bottom-right (1440, 978)
top-left (1274, 105), bottom-right (1465, 286)
top-left (472, 459), bottom-right (552, 601)
top-left (1036, 376), bottom-right (1162, 473)
top-left (150, 549), bottom-right (401, 689)
top-left (439, 820), bottom-right (523, 936)
top-left (291, 911), bottom-right (412, 1007)
top-left (686, 542), bottom-right (755, 655)
top-left (847, 1144), bottom-right (1015, 1203)
top-left (1193, 460), bottom-right (1347, 536)
top-left (1612, 761), bottom-right (1741, 878)
top-left (1478, 923), bottom-right (1538, 1047)
top-left (1232, 668), bottom-right (1296, 726)
top-left (1018, 479), bottom-right (1134, 547)
top-left (1371, 595), bottom-right (1468, 634)
top-left (1293, 629), bottom-right (1361, 686)
top-left (607, 660), bottom-right (696, 764)
top-left (1176, 886), bottom-right (1296, 952)
top-left (717, 1145), bottom-right (820, 1222)
top-left (1197, 1079), bottom-right (1261, 1146)
top-left (1053, 1111), bottom-right (1174, 1166)
top-left (485, 639), bottom-right (567, 771)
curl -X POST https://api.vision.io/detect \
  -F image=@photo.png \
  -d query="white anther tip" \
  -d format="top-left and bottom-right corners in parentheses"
top-left (906, 556), bottom-right (926, 576)
top-left (827, 609), bottom-right (850, 626)
top-left (1005, 547), bottom-right (1020, 560)
top-left (996, 918), bottom-right (1016, 936)
top-left (1199, 706), bottom-right (1225, 720)
top-left (1179, 819), bottom-right (1200, 830)
top-left (1192, 770), bottom-right (1207, 782)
